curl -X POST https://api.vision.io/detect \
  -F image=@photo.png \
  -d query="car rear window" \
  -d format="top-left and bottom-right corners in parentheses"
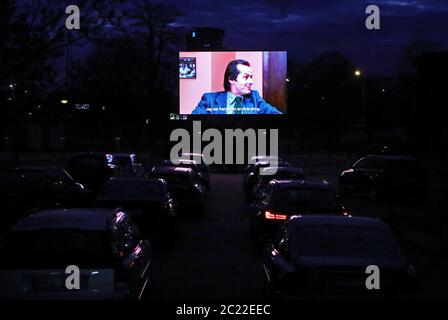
top-left (290, 225), bottom-right (401, 261)
top-left (99, 180), bottom-right (163, 200)
top-left (261, 171), bottom-right (305, 183)
top-left (111, 155), bottom-right (132, 166)
top-left (272, 188), bottom-right (338, 211)
top-left (1, 230), bottom-right (114, 268)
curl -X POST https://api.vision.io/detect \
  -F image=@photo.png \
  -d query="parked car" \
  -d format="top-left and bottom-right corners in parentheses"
top-left (95, 178), bottom-right (178, 248)
top-left (249, 179), bottom-right (347, 245)
top-left (246, 155), bottom-right (283, 172)
top-left (355, 143), bottom-right (416, 160)
top-left (0, 208), bottom-right (151, 300)
top-left (263, 215), bottom-right (420, 299)
top-left (106, 153), bottom-right (143, 177)
top-left (148, 167), bottom-right (206, 218)
top-left (179, 153), bottom-right (210, 184)
top-left (247, 166), bottom-right (306, 203)
top-left (159, 159), bottom-right (210, 190)
top-left (339, 155), bottom-right (429, 202)
top-left (0, 167), bottom-right (90, 226)
top-left (66, 152), bottom-right (116, 194)
top-left (244, 160), bottom-right (290, 198)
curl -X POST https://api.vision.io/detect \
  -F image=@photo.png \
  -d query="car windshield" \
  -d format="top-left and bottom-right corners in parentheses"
top-left (290, 224), bottom-right (401, 261)
top-left (99, 180), bottom-right (163, 200)
top-left (112, 155), bottom-right (132, 166)
top-left (271, 188), bottom-right (338, 212)
top-left (1, 230), bottom-right (114, 268)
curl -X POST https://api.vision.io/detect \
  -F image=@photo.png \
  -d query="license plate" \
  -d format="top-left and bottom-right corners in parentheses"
top-left (330, 276), bottom-right (363, 288)
top-left (33, 276), bottom-right (66, 290)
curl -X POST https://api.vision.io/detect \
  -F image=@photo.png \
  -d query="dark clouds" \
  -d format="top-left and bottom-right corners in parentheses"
top-left (165, 0), bottom-right (448, 75)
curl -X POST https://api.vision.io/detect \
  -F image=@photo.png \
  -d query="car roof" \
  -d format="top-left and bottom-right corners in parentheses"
top-left (105, 177), bottom-right (166, 186)
top-left (288, 214), bottom-right (384, 228)
top-left (250, 155), bottom-right (280, 161)
top-left (180, 153), bottom-right (204, 157)
top-left (152, 166), bottom-right (192, 174)
top-left (71, 152), bottom-right (107, 156)
top-left (108, 153), bottom-right (135, 156)
top-left (362, 155), bottom-right (418, 162)
top-left (253, 160), bottom-right (289, 168)
top-left (12, 208), bottom-right (119, 232)
top-left (260, 166), bottom-right (304, 176)
top-left (269, 179), bottom-right (331, 190)
top-left (162, 159), bottom-right (197, 165)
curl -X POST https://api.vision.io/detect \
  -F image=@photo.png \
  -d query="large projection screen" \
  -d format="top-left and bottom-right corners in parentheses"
top-left (179, 51), bottom-right (287, 115)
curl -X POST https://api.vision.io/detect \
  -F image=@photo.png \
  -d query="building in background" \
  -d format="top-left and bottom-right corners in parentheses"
top-left (186, 27), bottom-right (225, 50)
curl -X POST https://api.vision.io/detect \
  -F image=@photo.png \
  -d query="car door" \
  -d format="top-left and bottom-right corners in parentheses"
top-left (266, 225), bottom-right (294, 292)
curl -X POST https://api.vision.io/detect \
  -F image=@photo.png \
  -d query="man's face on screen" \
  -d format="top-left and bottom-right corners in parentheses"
top-left (230, 64), bottom-right (254, 96)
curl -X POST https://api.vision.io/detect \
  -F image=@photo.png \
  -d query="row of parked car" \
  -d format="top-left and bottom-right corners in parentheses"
top-left (0, 149), bottom-right (427, 299)
top-left (242, 153), bottom-right (424, 299)
top-left (0, 152), bottom-right (211, 299)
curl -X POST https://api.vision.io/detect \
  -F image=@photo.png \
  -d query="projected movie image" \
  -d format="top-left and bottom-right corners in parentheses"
top-left (179, 51), bottom-right (287, 115)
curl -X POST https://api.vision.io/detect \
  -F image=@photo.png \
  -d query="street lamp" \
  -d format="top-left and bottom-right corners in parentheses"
top-left (354, 69), bottom-right (365, 126)
top-left (61, 99), bottom-right (68, 104)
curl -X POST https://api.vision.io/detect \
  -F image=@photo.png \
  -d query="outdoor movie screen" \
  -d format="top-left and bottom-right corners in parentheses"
top-left (179, 51), bottom-right (287, 115)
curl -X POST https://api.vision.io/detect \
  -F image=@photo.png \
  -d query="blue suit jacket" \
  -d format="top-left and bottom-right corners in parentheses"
top-left (191, 90), bottom-right (282, 114)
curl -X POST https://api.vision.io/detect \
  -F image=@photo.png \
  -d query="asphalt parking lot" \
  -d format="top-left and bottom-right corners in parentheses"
top-left (148, 170), bottom-right (448, 299)
top-left (149, 173), bottom-right (264, 300)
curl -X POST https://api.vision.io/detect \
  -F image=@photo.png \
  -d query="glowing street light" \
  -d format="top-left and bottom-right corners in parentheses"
top-left (61, 99), bottom-right (68, 104)
top-left (354, 69), bottom-right (365, 125)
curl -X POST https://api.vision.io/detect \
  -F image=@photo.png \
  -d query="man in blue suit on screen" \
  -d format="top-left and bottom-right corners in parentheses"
top-left (191, 59), bottom-right (283, 115)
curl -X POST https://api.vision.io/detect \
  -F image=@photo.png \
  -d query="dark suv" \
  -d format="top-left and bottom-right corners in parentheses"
top-left (339, 155), bottom-right (429, 202)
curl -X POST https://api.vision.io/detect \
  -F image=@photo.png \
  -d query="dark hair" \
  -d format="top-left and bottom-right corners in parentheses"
top-left (223, 59), bottom-right (250, 91)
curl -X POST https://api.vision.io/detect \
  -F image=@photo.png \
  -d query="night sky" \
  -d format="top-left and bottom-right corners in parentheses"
top-left (164, 0), bottom-right (448, 76)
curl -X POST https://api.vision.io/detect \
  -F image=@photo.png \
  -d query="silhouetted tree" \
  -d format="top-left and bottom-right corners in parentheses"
top-left (121, 0), bottom-right (182, 96)
top-left (290, 52), bottom-right (356, 148)
top-left (0, 0), bottom-right (123, 105)
top-left (394, 39), bottom-right (440, 144)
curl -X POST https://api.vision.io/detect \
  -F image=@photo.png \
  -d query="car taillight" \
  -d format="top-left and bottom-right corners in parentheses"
top-left (265, 211), bottom-right (287, 220)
